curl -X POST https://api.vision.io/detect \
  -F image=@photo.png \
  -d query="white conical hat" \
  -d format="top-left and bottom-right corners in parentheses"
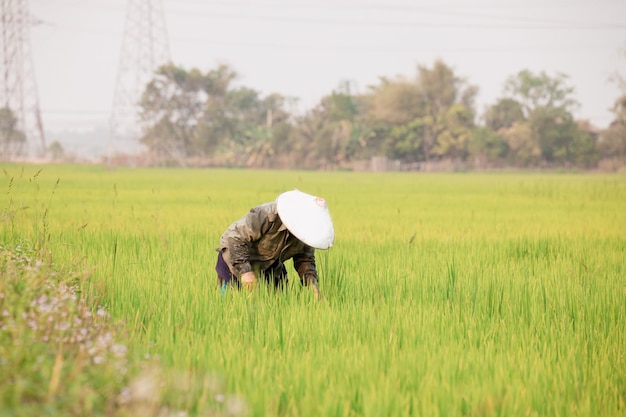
top-left (276, 189), bottom-right (334, 250)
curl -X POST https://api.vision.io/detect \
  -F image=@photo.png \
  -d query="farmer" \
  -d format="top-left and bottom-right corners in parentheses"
top-left (215, 189), bottom-right (334, 298)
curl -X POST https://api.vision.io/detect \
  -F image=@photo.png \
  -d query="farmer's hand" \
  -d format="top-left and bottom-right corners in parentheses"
top-left (241, 271), bottom-right (257, 290)
top-left (312, 282), bottom-right (321, 300)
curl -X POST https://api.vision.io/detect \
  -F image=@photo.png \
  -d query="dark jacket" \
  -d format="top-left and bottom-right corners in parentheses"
top-left (217, 202), bottom-right (318, 285)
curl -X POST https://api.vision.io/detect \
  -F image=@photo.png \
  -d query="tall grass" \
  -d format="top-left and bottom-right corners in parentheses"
top-left (2, 164), bottom-right (625, 416)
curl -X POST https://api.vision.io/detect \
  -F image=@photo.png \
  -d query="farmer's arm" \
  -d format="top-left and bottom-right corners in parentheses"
top-left (222, 206), bottom-right (270, 285)
top-left (293, 246), bottom-right (320, 298)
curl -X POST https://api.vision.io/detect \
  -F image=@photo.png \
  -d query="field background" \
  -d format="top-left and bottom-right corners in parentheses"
top-left (2, 164), bottom-right (626, 416)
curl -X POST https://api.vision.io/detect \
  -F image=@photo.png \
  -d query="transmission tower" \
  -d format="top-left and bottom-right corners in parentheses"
top-left (110, 0), bottom-right (171, 144)
top-left (0, 0), bottom-right (46, 158)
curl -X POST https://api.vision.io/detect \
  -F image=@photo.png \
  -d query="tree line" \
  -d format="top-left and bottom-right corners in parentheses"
top-left (135, 59), bottom-right (626, 170)
top-left (2, 59), bottom-right (625, 170)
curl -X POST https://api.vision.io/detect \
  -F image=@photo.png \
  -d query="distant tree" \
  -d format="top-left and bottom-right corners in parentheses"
top-left (223, 86), bottom-right (265, 148)
top-left (0, 107), bottom-right (26, 159)
top-left (568, 120), bottom-right (599, 168)
top-left (295, 98), bottom-right (350, 167)
top-left (323, 84), bottom-right (372, 164)
top-left (328, 81), bottom-right (359, 122)
top-left (484, 98), bottom-right (524, 131)
top-left (418, 59), bottom-right (478, 121)
top-left (432, 104), bottom-right (474, 159)
top-left (362, 59), bottom-right (477, 162)
top-left (527, 107), bottom-right (590, 165)
top-left (364, 77), bottom-right (422, 126)
top-left (293, 82), bottom-right (372, 168)
top-left (139, 64), bottom-right (207, 163)
top-left (247, 94), bottom-right (296, 167)
top-left (597, 47), bottom-right (626, 166)
top-left (291, 106), bottom-right (325, 167)
top-left (139, 63), bottom-right (290, 166)
top-left (48, 141), bottom-right (65, 161)
top-left (387, 118), bottom-right (426, 161)
top-left (361, 78), bottom-right (423, 159)
top-left (413, 60), bottom-right (477, 161)
top-left (500, 70), bottom-right (595, 166)
top-left (498, 122), bottom-right (541, 166)
top-left (503, 70), bottom-right (578, 118)
top-left (600, 94), bottom-right (626, 161)
top-left (468, 126), bottom-right (508, 167)
top-left (194, 64), bottom-right (240, 156)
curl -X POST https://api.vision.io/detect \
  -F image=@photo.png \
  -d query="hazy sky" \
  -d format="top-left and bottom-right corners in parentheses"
top-left (29, 0), bottom-right (626, 134)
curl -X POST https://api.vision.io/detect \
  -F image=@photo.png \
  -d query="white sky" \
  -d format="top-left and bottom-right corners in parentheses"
top-left (29, 0), bottom-right (626, 134)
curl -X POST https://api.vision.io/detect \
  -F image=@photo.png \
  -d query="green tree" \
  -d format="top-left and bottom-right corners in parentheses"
top-left (188, 64), bottom-right (239, 156)
top-left (48, 141), bottom-right (65, 161)
top-left (432, 104), bottom-right (474, 159)
top-left (138, 64), bottom-right (207, 163)
top-left (499, 122), bottom-right (541, 166)
top-left (295, 100), bottom-right (348, 168)
top-left (362, 60), bottom-right (477, 162)
top-left (501, 70), bottom-right (594, 166)
top-left (293, 82), bottom-right (372, 168)
top-left (503, 70), bottom-right (578, 118)
top-left (139, 63), bottom-right (287, 166)
top-left (568, 120), bottom-right (599, 168)
top-left (600, 94), bottom-right (626, 161)
top-left (0, 107), bottom-right (26, 159)
top-left (321, 85), bottom-right (372, 164)
top-left (246, 94), bottom-right (296, 167)
top-left (418, 60), bottom-right (477, 121)
top-left (484, 98), bottom-right (525, 131)
top-left (361, 77), bottom-right (422, 159)
top-left (468, 126), bottom-right (508, 167)
top-left (364, 77), bottom-right (422, 126)
top-left (387, 118), bottom-right (426, 161)
top-left (412, 59), bottom-right (477, 161)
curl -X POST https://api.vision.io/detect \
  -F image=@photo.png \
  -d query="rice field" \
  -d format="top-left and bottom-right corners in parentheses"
top-left (2, 164), bottom-right (625, 416)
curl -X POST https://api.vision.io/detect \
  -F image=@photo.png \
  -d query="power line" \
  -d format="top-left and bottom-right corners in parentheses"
top-left (162, 9), bottom-right (626, 30)
top-left (43, 23), bottom-right (623, 53)
top-left (167, 0), bottom-right (626, 28)
top-left (42, 109), bottom-right (110, 114)
top-left (31, 1), bottom-right (626, 31)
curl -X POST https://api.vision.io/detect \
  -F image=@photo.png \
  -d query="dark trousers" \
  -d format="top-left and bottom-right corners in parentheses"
top-left (215, 251), bottom-right (288, 289)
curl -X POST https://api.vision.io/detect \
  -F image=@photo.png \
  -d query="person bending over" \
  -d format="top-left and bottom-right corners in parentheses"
top-left (216, 189), bottom-right (334, 298)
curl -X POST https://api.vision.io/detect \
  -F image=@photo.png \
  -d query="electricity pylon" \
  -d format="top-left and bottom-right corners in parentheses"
top-left (109, 0), bottom-right (170, 144)
top-left (0, 0), bottom-right (45, 159)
